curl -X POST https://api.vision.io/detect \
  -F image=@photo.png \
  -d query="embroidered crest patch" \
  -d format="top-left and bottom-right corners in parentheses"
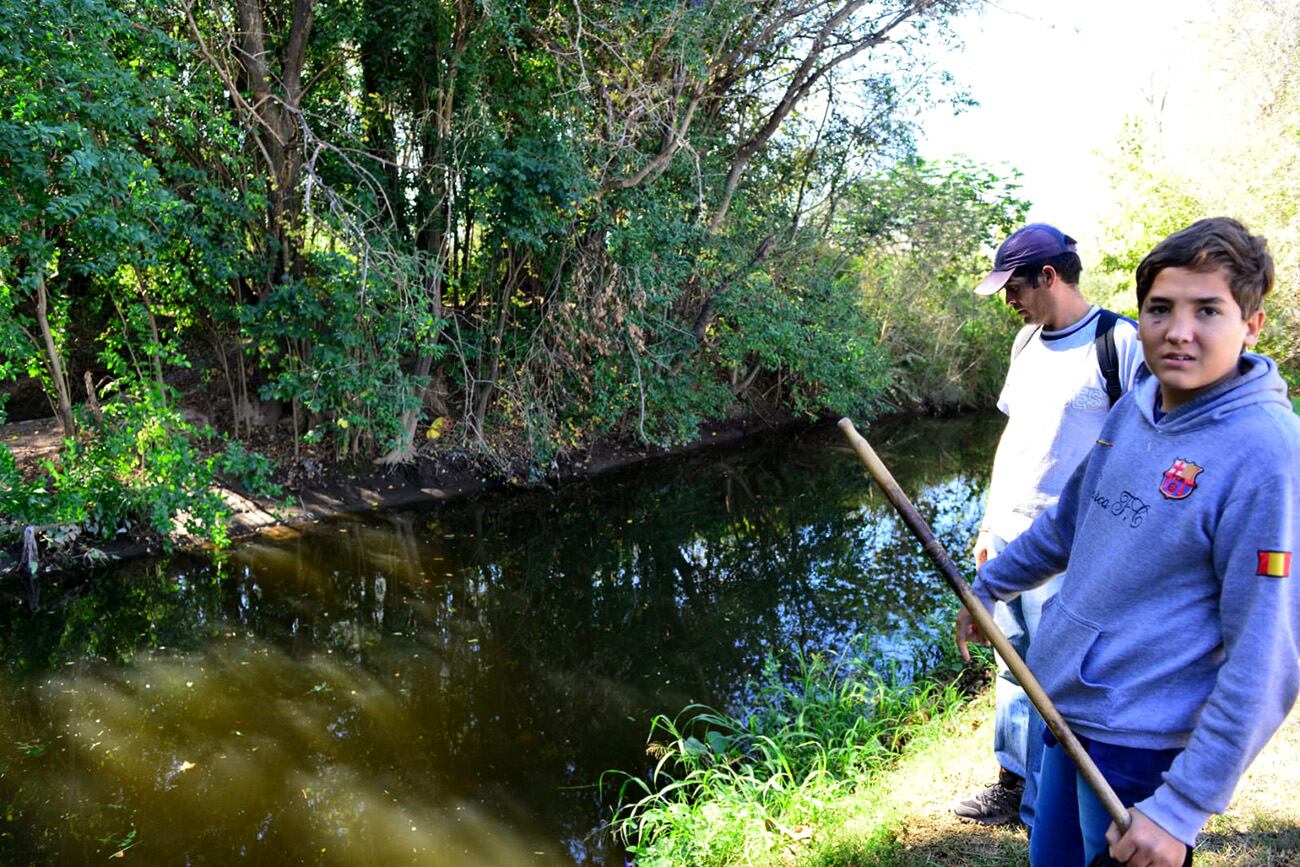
top-left (1159, 458), bottom-right (1203, 500)
top-left (1257, 551), bottom-right (1293, 578)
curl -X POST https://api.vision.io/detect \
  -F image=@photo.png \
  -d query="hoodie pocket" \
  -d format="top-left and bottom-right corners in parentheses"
top-left (1030, 602), bottom-right (1114, 725)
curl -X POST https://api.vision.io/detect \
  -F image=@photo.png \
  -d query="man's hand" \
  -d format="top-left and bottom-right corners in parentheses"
top-left (954, 605), bottom-right (991, 662)
top-left (1105, 808), bottom-right (1188, 867)
top-left (972, 530), bottom-right (992, 567)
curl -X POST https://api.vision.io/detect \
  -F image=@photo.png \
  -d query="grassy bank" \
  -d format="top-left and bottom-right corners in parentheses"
top-left (608, 636), bottom-right (1300, 866)
top-left (819, 692), bottom-right (1300, 866)
top-left (603, 619), bottom-right (995, 866)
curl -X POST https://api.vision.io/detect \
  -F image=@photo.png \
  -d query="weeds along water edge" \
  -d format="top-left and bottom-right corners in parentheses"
top-left (601, 604), bottom-right (995, 867)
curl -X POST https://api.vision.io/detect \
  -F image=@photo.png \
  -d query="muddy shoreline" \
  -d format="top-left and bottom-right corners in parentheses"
top-left (296, 413), bottom-right (797, 516)
top-left (1, 411), bottom-right (809, 577)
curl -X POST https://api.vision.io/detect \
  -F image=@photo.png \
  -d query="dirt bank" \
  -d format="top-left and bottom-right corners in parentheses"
top-left (1, 412), bottom-right (803, 575)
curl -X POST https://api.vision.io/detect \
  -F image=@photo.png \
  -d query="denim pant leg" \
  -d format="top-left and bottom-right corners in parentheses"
top-left (1078, 741), bottom-right (1187, 864)
top-left (1030, 742), bottom-right (1084, 867)
top-left (1017, 573), bottom-right (1063, 828)
top-left (1030, 739), bottom-right (1186, 866)
top-left (990, 594), bottom-right (1049, 828)
top-left (992, 595), bottom-right (1031, 779)
top-left (988, 528), bottom-right (1026, 777)
top-left (1077, 771), bottom-right (1120, 867)
top-left (987, 528), bottom-right (1062, 827)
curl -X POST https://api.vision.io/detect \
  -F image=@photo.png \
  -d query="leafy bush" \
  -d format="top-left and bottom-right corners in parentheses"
top-left (239, 252), bottom-right (441, 457)
top-left (848, 158), bottom-right (1030, 412)
top-left (214, 440), bottom-right (282, 499)
top-left (0, 390), bottom-right (278, 551)
top-left (713, 267), bottom-right (891, 421)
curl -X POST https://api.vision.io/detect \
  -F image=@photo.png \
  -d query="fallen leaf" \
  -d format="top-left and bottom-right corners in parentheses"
top-left (764, 816), bottom-right (815, 843)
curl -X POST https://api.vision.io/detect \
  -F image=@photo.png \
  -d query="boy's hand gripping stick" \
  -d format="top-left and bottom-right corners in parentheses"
top-left (837, 418), bottom-right (1131, 835)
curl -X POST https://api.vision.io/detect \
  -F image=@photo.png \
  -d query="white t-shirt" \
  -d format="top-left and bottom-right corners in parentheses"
top-left (983, 306), bottom-right (1145, 541)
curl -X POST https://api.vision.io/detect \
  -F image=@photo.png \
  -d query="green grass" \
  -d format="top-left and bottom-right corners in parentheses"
top-left (603, 615), bottom-right (991, 866)
top-left (607, 633), bottom-right (1300, 866)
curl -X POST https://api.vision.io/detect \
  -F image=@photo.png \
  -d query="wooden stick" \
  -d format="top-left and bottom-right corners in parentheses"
top-left (837, 418), bottom-right (1130, 833)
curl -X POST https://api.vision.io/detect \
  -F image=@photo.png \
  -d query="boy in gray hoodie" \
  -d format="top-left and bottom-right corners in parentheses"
top-left (956, 217), bottom-right (1300, 866)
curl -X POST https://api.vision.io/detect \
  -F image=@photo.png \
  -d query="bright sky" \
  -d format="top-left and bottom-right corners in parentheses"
top-left (916, 0), bottom-right (1214, 249)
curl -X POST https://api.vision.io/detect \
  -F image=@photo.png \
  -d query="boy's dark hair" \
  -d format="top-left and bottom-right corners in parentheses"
top-left (1136, 217), bottom-right (1274, 316)
top-left (1010, 251), bottom-right (1083, 287)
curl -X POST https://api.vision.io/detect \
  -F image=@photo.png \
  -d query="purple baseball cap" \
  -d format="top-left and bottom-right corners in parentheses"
top-left (974, 223), bottom-right (1078, 295)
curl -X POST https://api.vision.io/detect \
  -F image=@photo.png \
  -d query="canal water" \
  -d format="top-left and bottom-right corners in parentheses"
top-left (0, 415), bottom-right (999, 864)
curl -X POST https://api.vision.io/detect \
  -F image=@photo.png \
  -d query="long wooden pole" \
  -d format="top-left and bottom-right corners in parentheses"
top-left (837, 418), bottom-right (1130, 833)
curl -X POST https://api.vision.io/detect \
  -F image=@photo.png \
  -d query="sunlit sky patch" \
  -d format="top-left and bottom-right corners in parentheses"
top-left (917, 0), bottom-right (1214, 249)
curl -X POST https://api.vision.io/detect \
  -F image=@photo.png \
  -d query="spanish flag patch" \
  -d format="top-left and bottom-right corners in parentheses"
top-left (1257, 551), bottom-right (1293, 578)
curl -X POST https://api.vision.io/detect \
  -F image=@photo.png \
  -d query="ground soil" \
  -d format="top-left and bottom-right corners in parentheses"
top-left (1, 417), bottom-right (65, 465)
top-left (845, 690), bottom-right (1300, 865)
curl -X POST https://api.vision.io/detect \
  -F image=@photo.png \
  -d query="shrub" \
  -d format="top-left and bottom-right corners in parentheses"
top-left (0, 388), bottom-right (279, 553)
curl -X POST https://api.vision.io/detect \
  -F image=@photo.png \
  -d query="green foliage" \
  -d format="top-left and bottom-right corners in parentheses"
top-left (713, 268), bottom-right (891, 420)
top-left (1094, 2), bottom-right (1300, 385)
top-left (214, 440), bottom-right (282, 499)
top-left (240, 251), bottom-right (443, 455)
top-left (849, 158), bottom-right (1031, 411)
top-left (0, 0), bottom-right (237, 386)
top-left (0, 390), bottom-right (275, 550)
top-left (1093, 118), bottom-right (1206, 303)
top-left (0, 443), bottom-right (20, 497)
top-left (605, 616), bottom-right (982, 866)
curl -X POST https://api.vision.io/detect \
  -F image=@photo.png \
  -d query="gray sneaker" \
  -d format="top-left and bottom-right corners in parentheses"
top-left (951, 771), bottom-right (1024, 825)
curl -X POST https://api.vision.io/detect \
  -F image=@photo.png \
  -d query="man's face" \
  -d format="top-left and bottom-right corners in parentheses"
top-left (1001, 269), bottom-right (1050, 325)
top-left (1138, 266), bottom-right (1264, 412)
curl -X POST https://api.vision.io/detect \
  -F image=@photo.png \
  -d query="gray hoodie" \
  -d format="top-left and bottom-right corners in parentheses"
top-left (974, 353), bottom-right (1300, 845)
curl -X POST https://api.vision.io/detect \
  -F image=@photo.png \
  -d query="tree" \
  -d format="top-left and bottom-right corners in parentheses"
top-left (1094, 0), bottom-right (1300, 382)
top-left (2, 0), bottom-right (990, 476)
top-left (850, 157), bottom-right (1029, 411)
top-left (0, 0), bottom-right (184, 436)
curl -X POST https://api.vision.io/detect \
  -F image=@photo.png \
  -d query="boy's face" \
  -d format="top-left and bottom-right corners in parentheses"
top-left (1138, 266), bottom-right (1264, 412)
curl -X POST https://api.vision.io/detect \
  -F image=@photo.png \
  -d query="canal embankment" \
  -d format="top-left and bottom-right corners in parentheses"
top-left (0, 411), bottom-right (802, 576)
top-left (813, 688), bottom-right (1300, 867)
top-left (626, 675), bottom-right (1300, 866)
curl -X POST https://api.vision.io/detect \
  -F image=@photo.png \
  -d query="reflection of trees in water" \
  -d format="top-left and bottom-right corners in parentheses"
top-left (0, 416), bottom-right (999, 864)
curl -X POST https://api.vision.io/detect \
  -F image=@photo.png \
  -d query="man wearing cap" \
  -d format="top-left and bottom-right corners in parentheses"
top-left (953, 223), bottom-right (1144, 828)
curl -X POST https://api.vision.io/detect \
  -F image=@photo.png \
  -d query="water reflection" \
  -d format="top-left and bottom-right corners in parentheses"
top-left (0, 416), bottom-right (999, 863)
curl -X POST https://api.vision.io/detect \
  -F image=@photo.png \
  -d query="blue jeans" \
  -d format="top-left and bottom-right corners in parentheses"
top-left (987, 532), bottom-right (1063, 828)
top-left (1031, 738), bottom-right (1186, 866)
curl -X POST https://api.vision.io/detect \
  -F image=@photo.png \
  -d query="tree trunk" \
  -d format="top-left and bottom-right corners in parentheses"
top-left (133, 266), bottom-right (166, 397)
top-left (375, 355), bottom-right (435, 465)
top-left (34, 271), bottom-right (76, 438)
top-left (233, 0), bottom-right (315, 287)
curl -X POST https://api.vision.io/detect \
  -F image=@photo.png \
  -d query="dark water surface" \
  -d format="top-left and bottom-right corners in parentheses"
top-left (0, 415), bottom-right (999, 864)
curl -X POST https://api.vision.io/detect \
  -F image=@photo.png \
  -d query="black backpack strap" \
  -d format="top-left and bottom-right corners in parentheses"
top-left (1094, 308), bottom-right (1123, 407)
